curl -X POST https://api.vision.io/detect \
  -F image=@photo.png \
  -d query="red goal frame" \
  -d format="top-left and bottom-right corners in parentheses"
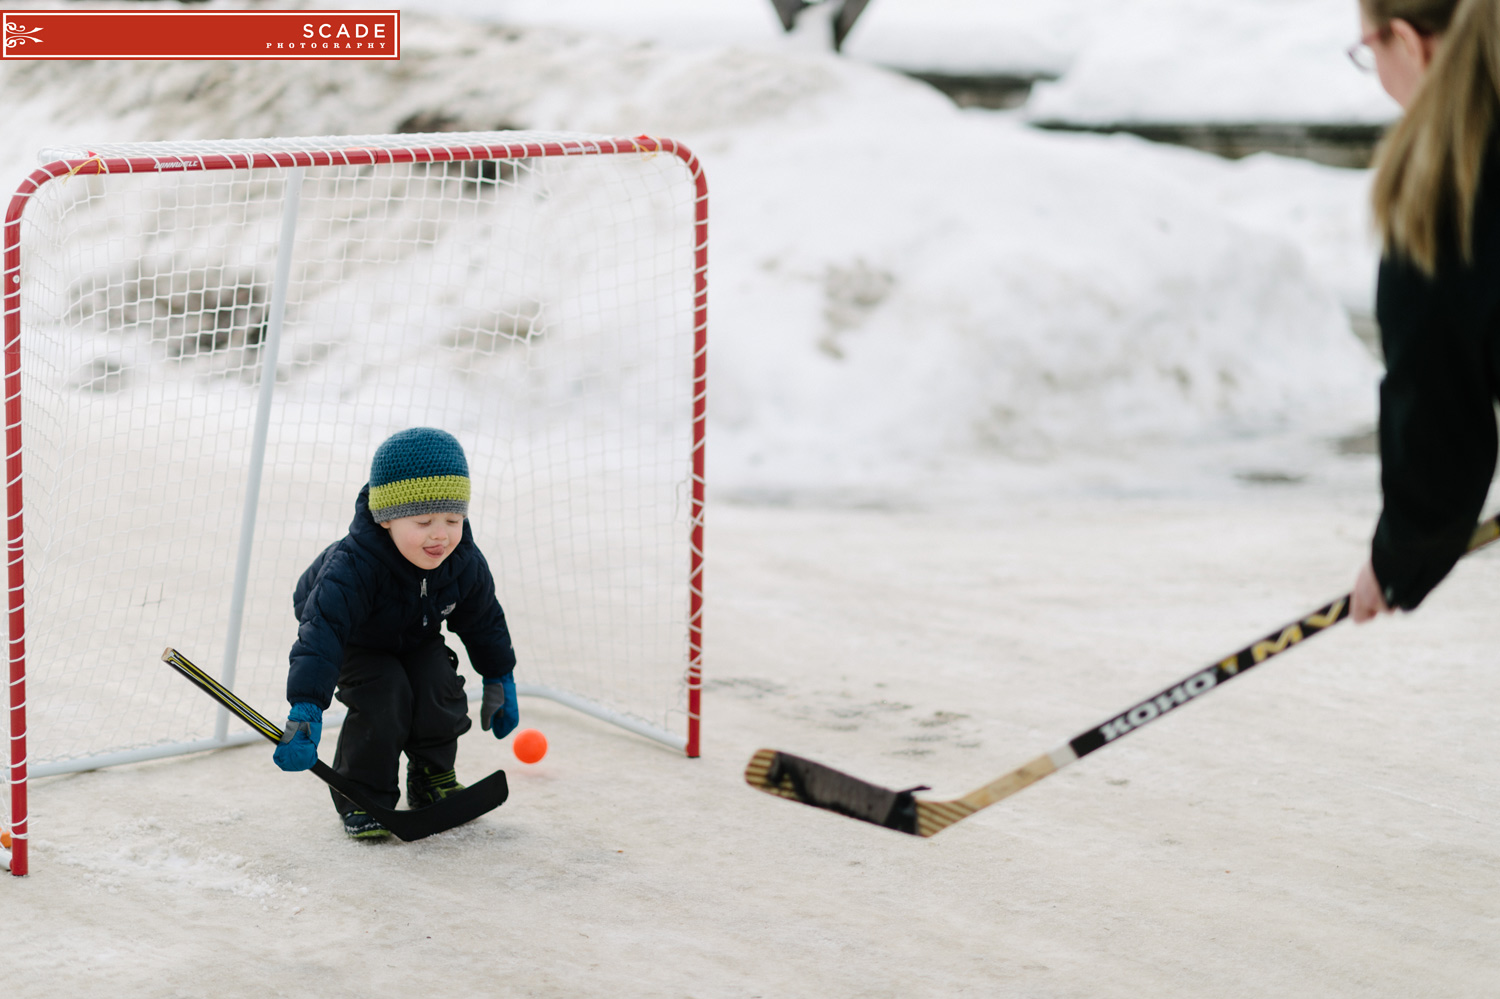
top-left (2, 133), bottom-right (708, 877)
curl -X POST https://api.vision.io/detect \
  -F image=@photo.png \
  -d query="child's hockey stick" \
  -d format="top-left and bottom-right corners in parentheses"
top-left (162, 648), bottom-right (508, 841)
top-left (745, 515), bottom-right (1500, 838)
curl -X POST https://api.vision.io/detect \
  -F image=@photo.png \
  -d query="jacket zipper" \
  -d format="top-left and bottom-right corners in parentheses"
top-left (421, 577), bottom-right (428, 626)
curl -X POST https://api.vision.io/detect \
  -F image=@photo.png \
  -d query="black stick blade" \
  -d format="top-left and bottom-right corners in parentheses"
top-left (744, 749), bottom-right (925, 835)
top-left (314, 762), bottom-right (509, 842)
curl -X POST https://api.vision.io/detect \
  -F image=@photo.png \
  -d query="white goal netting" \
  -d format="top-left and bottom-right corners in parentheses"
top-left (2, 132), bottom-right (707, 851)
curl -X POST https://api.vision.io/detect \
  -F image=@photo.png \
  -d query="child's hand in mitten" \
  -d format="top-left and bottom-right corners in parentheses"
top-left (480, 674), bottom-right (519, 739)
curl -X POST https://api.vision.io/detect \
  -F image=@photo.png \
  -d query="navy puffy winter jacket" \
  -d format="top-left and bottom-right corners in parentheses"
top-left (286, 485), bottom-right (517, 709)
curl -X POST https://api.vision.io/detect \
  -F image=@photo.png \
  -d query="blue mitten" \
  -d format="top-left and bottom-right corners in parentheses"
top-left (273, 702), bottom-right (322, 771)
top-left (480, 674), bottom-right (519, 739)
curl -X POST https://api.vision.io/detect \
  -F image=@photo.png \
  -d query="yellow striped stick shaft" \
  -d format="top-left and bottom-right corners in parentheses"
top-left (161, 647), bottom-right (281, 743)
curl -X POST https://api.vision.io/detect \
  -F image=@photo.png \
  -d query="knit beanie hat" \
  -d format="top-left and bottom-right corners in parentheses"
top-left (368, 427), bottom-right (470, 522)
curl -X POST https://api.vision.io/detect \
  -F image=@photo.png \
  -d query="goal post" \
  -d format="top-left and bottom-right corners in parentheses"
top-left (2, 131), bottom-right (709, 877)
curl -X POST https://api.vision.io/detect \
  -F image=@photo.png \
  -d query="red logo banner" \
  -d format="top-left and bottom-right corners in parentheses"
top-left (0, 10), bottom-right (400, 59)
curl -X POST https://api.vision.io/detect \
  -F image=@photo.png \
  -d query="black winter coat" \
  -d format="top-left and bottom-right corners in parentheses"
top-left (286, 485), bottom-right (517, 709)
top-left (1372, 139), bottom-right (1500, 609)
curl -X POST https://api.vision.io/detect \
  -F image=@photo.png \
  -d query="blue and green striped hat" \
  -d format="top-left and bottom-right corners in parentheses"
top-left (368, 427), bottom-right (470, 522)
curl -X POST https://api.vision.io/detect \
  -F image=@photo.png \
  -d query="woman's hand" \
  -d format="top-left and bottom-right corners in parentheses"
top-left (1351, 559), bottom-right (1393, 623)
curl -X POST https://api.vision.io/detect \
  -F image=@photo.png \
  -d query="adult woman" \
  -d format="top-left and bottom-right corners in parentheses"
top-left (1350, 0), bottom-right (1500, 622)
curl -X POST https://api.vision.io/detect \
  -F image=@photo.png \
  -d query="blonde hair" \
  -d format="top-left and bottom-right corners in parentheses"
top-left (1366, 0), bottom-right (1500, 274)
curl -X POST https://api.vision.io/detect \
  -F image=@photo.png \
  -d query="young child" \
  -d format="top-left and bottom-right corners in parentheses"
top-left (273, 427), bottom-right (520, 839)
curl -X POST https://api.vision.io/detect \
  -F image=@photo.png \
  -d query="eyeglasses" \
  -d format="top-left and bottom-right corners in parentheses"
top-left (1347, 27), bottom-right (1386, 72)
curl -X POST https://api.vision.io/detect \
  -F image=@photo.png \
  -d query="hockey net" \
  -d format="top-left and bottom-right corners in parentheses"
top-left (1, 132), bottom-right (708, 875)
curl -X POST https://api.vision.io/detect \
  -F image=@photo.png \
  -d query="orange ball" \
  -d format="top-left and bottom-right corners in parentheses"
top-left (0, 827), bottom-right (10, 849)
top-left (513, 728), bottom-right (548, 764)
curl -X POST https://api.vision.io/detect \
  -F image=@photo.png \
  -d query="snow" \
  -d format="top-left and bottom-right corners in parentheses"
top-left (7, 3), bottom-right (1498, 998)
top-left (392, 0), bottom-right (1402, 123)
top-left (1024, 0), bottom-right (1403, 125)
top-left (0, 6), bottom-right (1386, 497)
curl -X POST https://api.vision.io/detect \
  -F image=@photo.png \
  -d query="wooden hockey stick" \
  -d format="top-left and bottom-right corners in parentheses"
top-left (746, 515), bottom-right (1500, 838)
top-left (163, 647), bottom-right (508, 841)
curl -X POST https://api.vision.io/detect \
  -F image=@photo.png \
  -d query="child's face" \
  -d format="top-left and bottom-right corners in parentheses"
top-left (379, 513), bottom-right (465, 570)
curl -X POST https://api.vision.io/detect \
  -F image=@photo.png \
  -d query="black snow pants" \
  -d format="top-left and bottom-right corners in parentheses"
top-left (329, 637), bottom-right (472, 814)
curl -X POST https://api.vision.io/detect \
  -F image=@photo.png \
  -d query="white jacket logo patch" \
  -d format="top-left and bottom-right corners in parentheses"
top-left (441, 602), bottom-right (457, 617)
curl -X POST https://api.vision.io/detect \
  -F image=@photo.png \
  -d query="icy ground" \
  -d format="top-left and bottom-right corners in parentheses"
top-left (6, 3), bottom-right (1499, 997)
top-left (10, 487), bottom-right (1500, 998)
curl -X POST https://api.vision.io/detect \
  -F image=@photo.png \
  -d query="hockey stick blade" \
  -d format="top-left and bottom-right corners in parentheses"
top-left (309, 761), bottom-right (509, 843)
top-left (747, 513), bottom-right (1500, 838)
top-left (744, 749), bottom-right (927, 834)
top-left (162, 647), bottom-right (508, 841)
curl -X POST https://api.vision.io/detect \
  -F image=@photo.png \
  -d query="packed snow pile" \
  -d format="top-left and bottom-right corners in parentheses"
top-left (425, 0), bottom-right (1094, 78)
top-left (1024, 0), bottom-right (1401, 126)
top-left (0, 11), bottom-right (1380, 493)
top-left (405, 0), bottom-right (1400, 125)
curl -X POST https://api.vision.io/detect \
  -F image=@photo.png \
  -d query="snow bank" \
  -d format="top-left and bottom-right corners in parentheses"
top-left (1026, 0), bottom-right (1401, 126)
top-left (415, 0), bottom-right (1096, 78)
top-left (395, 0), bottom-right (1401, 125)
top-left (0, 12), bottom-right (1379, 495)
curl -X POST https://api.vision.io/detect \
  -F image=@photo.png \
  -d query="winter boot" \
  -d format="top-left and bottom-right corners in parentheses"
top-left (342, 810), bottom-right (391, 840)
top-left (406, 763), bottom-right (465, 809)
